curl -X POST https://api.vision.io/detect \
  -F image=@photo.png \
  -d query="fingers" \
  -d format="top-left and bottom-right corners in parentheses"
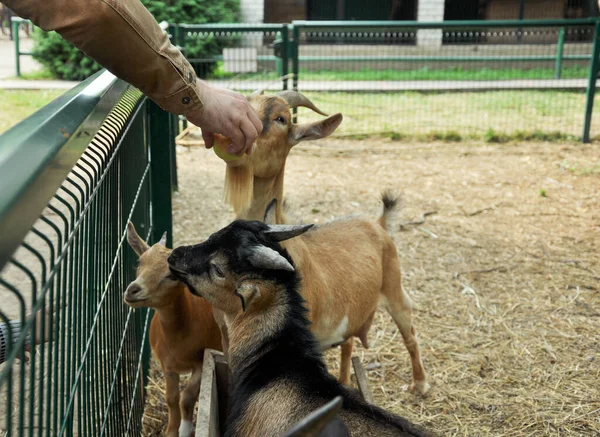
top-left (238, 117), bottom-right (259, 156)
top-left (248, 107), bottom-right (263, 136)
top-left (202, 130), bottom-right (214, 149)
top-left (226, 123), bottom-right (246, 155)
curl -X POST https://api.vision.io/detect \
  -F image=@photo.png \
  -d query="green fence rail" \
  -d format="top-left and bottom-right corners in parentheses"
top-left (0, 70), bottom-right (174, 436)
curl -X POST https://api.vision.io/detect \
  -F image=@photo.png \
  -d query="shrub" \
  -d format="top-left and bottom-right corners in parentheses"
top-left (142, 0), bottom-right (240, 77)
top-left (32, 0), bottom-right (240, 81)
top-left (32, 31), bottom-right (102, 81)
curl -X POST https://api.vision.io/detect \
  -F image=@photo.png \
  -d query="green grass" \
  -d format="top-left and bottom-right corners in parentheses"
top-left (210, 64), bottom-right (589, 81)
top-left (1, 87), bottom-right (596, 144)
top-left (0, 90), bottom-right (64, 134)
top-left (300, 66), bottom-right (589, 81)
top-left (296, 90), bottom-right (598, 140)
top-left (14, 69), bottom-right (56, 80)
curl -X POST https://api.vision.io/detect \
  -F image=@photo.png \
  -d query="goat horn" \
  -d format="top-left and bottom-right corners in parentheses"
top-left (247, 245), bottom-right (294, 271)
top-left (251, 88), bottom-right (265, 96)
top-left (281, 396), bottom-right (344, 437)
top-left (264, 224), bottom-right (314, 242)
top-left (276, 91), bottom-right (328, 116)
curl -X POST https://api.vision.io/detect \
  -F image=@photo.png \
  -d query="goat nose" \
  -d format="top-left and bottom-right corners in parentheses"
top-left (126, 283), bottom-right (142, 295)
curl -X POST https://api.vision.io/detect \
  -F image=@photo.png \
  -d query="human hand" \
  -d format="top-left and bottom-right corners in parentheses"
top-left (33, 306), bottom-right (53, 345)
top-left (17, 306), bottom-right (55, 362)
top-left (185, 81), bottom-right (263, 157)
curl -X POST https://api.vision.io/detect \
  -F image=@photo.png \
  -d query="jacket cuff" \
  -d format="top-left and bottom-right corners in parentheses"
top-left (152, 82), bottom-right (202, 115)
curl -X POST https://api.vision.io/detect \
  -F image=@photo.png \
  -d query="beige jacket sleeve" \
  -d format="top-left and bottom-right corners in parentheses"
top-left (4, 0), bottom-right (202, 115)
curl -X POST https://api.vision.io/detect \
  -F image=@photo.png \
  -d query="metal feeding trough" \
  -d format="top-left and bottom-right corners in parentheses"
top-left (195, 349), bottom-right (374, 437)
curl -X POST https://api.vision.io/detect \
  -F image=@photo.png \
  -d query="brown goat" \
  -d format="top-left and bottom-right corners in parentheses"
top-left (213, 91), bottom-right (429, 394)
top-left (124, 223), bottom-right (222, 437)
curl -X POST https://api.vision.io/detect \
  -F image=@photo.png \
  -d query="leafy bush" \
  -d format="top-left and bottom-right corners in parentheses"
top-left (32, 31), bottom-right (102, 81)
top-left (144, 0), bottom-right (241, 78)
top-left (32, 0), bottom-right (240, 80)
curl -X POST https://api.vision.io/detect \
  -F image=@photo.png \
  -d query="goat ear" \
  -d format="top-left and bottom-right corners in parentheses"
top-left (127, 222), bottom-right (150, 256)
top-left (281, 396), bottom-right (348, 437)
top-left (264, 224), bottom-right (313, 242)
top-left (263, 198), bottom-right (278, 224)
top-left (290, 113), bottom-right (343, 146)
top-left (234, 282), bottom-right (262, 312)
top-left (158, 232), bottom-right (168, 247)
top-left (246, 245), bottom-right (295, 271)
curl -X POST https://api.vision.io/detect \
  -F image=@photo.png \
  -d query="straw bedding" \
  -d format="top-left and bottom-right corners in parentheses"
top-left (142, 137), bottom-right (599, 436)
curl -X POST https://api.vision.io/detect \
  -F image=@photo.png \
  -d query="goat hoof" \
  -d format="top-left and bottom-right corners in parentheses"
top-left (410, 379), bottom-right (431, 395)
top-left (178, 419), bottom-right (194, 437)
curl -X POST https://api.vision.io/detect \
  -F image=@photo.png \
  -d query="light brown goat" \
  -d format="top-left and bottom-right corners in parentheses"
top-left (214, 91), bottom-right (429, 393)
top-left (124, 223), bottom-right (222, 437)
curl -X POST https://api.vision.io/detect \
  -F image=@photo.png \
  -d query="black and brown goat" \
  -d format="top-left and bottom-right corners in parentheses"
top-left (167, 219), bottom-right (436, 437)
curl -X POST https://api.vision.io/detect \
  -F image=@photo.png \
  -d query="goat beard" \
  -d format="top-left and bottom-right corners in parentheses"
top-left (224, 163), bottom-right (254, 215)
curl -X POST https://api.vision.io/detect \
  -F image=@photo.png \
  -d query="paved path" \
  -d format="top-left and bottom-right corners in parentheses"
top-left (207, 78), bottom-right (593, 92)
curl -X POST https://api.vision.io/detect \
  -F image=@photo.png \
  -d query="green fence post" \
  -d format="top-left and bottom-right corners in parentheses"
top-left (169, 112), bottom-right (179, 192)
top-left (582, 21), bottom-right (600, 143)
top-left (13, 19), bottom-right (21, 77)
top-left (554, 27), bottom-right (565, 79)
top-left (275, 34), bottom-right (283, 79)
top-left (148, 101), bottom-right (174, 246)
top-left (291, 24), bottom-right (300, 123)
top-left (175, 25), bottom-right (188, 130)
top-left (282, 25), bottom-right (289, 90)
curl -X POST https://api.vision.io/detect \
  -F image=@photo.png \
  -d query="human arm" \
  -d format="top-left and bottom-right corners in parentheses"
top-left (0, 319), bottom-right (28, 364)
top-left (0, 307), bottom-right (53, 364)
top-left (4, 0), bottom-right (261, 155)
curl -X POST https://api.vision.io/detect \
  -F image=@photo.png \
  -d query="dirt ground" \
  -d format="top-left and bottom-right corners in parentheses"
top-left (143, 138), bottom-right (599, 436)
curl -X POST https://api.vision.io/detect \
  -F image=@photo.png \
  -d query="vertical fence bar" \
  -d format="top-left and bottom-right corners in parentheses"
top-left (281, 25), bottom-right (289, 90)
top-left (291, 24), bottom-right (300, 123)
top-left (176, 25), bottom-right (189, 130)
top-left (167, 20), bottom-right (183, 178)
top-left (13, 19), bottom-right (21, 77)
top-left (148, 101), bottom-right (174, 247)
top-left (169, 111), bottom-right (178, 193)
top-left (583, 20), bottom-right (600, 143)
top-left (554, 27), bottom-right (565, 79)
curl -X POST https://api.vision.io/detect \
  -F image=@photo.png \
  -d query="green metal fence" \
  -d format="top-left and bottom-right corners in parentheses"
top-left (0, 70), bottom-right (174, 436)
top-left (291, 19), bottom-right (600, 142)
top-left (171, 18), bottom-right (600, 142)
top-left (11, 17), bottom-right (33, 78)
top-left (14, 18), bottom-right (600, 140)
top-left (173, 23), bottom-right (291, 91)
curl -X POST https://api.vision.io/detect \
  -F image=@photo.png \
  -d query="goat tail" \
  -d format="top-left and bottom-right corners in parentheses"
top-left (378, 190), bottom-right (400, 232)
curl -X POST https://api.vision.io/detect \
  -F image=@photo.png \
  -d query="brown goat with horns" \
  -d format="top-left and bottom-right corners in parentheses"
top-left (214, 90), bottom-right (430, 394)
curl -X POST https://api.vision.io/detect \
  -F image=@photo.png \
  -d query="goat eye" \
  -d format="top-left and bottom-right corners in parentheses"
top-left (212, 264), bottom-right (225, 278)
top-left (166, 274), bottom-right (177, 281)
top-left (275, 116), bottom-right (286, 124)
